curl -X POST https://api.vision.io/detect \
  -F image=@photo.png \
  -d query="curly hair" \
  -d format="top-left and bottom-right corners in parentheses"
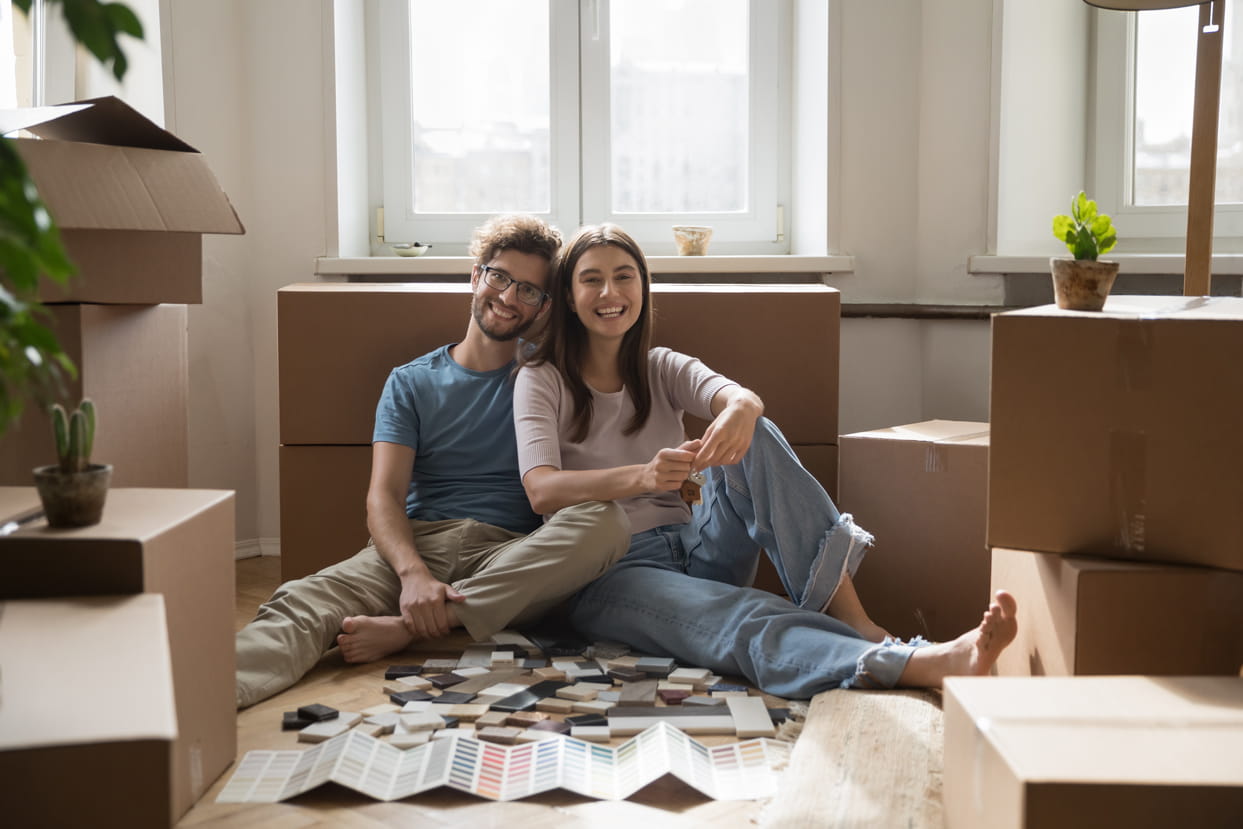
top-left (469, 214), bottom-right (563, 269)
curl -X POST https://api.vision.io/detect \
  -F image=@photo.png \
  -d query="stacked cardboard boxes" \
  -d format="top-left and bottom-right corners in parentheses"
top-left (277, 283), bottom-right (842, 590)
top-left (0, 98), bottom-right (244, 822)
top-left (988, 297), bottom-right (1243, 677)
top-left (0, 487), bottom-right (237, 823)
top-left (839, 420), bottom-right (990, 642)
top-left (0, 96), bottom-right (243, 487)
top-left (942, 298), bottom-right (1243, 826)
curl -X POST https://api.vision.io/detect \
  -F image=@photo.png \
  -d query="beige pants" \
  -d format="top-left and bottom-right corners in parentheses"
top-left (235, 500), bottom-right (629, 708)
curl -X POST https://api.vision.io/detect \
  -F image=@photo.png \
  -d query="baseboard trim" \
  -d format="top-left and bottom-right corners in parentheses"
top-left (235, 538), bottom-right (282, 559)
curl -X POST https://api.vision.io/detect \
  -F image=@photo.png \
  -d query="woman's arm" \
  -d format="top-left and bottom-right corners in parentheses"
top-left (522, 438), bottom-right (702, 516)
top-left (693, 385), bottom-right (764, 471)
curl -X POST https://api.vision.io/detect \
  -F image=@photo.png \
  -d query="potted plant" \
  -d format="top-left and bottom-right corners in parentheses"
top-left (32, 399), bottom-right (112, 528)
top-left (1051, 191), bottom-right (1119, 312)
top-left (2, 2), bottom-right (142, 437)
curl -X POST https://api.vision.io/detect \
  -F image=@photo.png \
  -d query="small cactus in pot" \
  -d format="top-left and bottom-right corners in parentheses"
top-left (33, 398), bottom-right (112, 528)
top-left (51, 398), bottom-right (97, 473)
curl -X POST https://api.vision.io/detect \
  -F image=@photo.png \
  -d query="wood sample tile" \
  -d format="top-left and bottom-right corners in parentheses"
top-left (383, 665), bottom-right (423, 680)
top-left (361, 702), bottom-right (402, 716)
top-left (668, 667), bottom-right (712, 688)
top-left (440, 703), bottom-right (490, 721)
top-left (505, 711), bottom-right (549, 727)
top-left (556, 684), bottom-right (599, 702)
top-left (476, 726), bottom-right (522, 745)
top-left (458, 644), bottom-right (496, 668)
top-left (683, 695), bottom-right (727, 707)
top-left (474, 711), bottom-right (511, 729)
top-left (530, 718), bottom-right (573, 734)
top-left (384, 675), bottom-right (433, 693)
top-left (454, 666), bottom-right (491, 678)
top-left (571, 699), bottom-right (614, 715)
top-left (634, 656), bottom-right (676, 677)
top-left (535, 697), bottom-right (574, 714)
top-left (532, 667), bottom-right (566, 682)
top-left (516, 728), bottom-right (564, 743)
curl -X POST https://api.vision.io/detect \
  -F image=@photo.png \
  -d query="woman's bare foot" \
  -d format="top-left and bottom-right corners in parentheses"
top-left (896, 590), bottom-right (1018, 688)
top-left (336, 616), bottom-right (414, 663)
top-left (825, 572), bottom-right (892, 643)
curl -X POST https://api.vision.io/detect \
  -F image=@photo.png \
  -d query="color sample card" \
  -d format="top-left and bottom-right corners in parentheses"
top-left (217, 721), bottom-right (789, 803)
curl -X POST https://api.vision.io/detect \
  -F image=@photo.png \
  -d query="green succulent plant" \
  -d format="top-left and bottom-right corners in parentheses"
top-left (51, 398), bottom-right (96, 473)
top-left (1053, 191), bottom-right (1118, 261)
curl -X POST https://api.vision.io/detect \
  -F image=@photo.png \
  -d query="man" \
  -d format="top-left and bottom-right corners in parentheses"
top-left (236, 215), bottom-right (630, 708)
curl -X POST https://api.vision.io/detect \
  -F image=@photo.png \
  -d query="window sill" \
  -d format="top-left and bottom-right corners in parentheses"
top-left (969, 253), bottom-right (1243, 276)
top-left (315, 254), bottom-right (854, 277)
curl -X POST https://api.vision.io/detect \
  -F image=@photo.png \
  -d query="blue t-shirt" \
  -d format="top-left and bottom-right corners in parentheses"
top-left (372, 345), bottom-right (540, 533)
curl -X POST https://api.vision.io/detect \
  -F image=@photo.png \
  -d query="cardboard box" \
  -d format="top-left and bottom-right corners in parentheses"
top-left (0, 488), bottom-right (237, 821)
top-left (277, 443), bottom-right (837, 585)
top-left (839, 421), bottom-right (990, 641)
top-left (280, 444), bottom-right (374, 580)
top-left (989, 297), bottom-right (1243, 572)
top-left (992, 547), bottom-right (1243, 677)
top-left (0, 594), bottom-right (177, 829)
top-left (943, 676), bottom-right (1243, 829)
top-left (0, 303), bottom-right (189, 488)
top-left (0, 96), bottom-right (244, 304)
top-left (278, 282), bottom-right (841, 588)
top-left (279, 282), bottom-right (840, 446)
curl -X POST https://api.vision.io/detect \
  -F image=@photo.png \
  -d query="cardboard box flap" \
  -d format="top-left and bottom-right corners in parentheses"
top-left (0, 594), bottom-right (178, 750)
top-left (1003, 295), bottom-right (1243, 322)
top-left (7, 96), bottom-right (198, 152)
top-left (845, 420), bottom-right (989, 445)
top-left (5, 97), bottom-right (244, 235)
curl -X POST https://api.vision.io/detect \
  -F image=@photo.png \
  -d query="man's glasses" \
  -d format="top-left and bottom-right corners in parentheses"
top-left (480, 265), bottom-right (548, 307)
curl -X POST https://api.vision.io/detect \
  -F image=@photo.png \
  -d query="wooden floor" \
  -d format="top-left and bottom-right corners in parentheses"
top-left (176, 556), bottom-right (946, 828)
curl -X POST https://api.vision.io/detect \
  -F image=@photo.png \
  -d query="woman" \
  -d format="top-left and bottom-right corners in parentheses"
top-left (514, 224), bottom-right (1015, 698)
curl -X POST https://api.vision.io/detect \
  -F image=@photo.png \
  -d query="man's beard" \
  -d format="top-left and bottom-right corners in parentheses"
top-left (472, 294), bottom-right (532, 342)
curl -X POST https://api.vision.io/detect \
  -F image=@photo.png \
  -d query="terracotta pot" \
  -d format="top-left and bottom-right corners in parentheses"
top-left (1050, 258), bottom-right (1120, 312)
top-left (32, 463), bottom-right (113, 528)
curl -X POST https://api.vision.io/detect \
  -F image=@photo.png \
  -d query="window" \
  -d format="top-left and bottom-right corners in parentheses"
top-left (1092, 4), bottom-right (1243, 248)
top-left (376, 0), bottom-right (790, 255)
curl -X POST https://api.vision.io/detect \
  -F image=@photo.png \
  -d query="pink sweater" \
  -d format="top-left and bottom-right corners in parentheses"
top-left (514, 347), bottom-right (735, 533)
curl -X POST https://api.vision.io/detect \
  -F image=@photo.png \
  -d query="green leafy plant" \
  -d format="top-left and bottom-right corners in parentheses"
top-left (1, 1), bottom-right (142, 436)
top-left (13, 0), bottom-right (143, 81)
top-left (1053, 191), bottom-right (1118, 261)
top-left (51, 398), bottom-right (96, 473)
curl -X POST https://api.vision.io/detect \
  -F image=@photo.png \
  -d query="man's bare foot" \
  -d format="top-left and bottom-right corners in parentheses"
top-left (336, 616), bottom-right (414, 663)
top-left (896, 590), bottom-right (1018, 688)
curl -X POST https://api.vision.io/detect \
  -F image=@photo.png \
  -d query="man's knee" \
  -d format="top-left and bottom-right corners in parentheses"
top-left (555, 499), bottom-right (632, 566)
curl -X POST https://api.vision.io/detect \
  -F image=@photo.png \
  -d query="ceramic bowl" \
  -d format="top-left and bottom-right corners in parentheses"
top-left (391, 243), bottom-right (432, 257)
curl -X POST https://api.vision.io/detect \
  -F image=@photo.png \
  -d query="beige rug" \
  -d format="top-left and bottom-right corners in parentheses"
top-left (762, 689), bottom-right (944, 828)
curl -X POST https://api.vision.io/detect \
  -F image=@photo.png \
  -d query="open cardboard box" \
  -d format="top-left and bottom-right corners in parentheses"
top-left (0, 594), bottom-right (178, 829)
top-left (840, 420), bottom-right (990, 641)
top-left (0, 96), bottom-right (244, 304)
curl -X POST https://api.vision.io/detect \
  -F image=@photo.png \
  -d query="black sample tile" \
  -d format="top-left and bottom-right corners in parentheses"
top-left (296, 703), bottom-right (339, 722)
top-left (488, 680), bottom-right (571, 713)
top-left (384, 665), bottom-right (424, 680)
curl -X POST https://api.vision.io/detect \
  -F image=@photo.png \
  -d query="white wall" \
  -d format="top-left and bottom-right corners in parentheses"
top-left (160, 0), bottom-right (1005, 548)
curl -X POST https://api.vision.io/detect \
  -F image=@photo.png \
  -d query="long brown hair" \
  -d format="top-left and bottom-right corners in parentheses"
top-left (523, 224), bottom-right (653, 443)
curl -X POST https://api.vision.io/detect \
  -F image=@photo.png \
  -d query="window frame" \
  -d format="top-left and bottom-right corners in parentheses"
top-left (375, 0), bottom-right (792, 255)
top-left (1091, 7), bottom-right (1243, 250)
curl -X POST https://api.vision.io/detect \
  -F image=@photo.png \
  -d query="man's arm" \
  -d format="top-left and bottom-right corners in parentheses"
top-left (367, 441), bottom-right (464, 638)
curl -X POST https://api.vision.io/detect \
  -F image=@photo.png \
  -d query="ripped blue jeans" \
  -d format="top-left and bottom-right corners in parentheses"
top-left (567, 417), bottom-right (928, 698)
